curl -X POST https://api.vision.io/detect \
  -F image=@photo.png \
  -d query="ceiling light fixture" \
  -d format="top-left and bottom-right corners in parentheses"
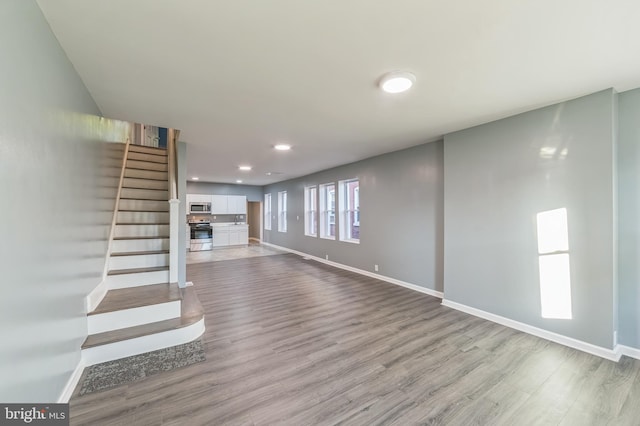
top-left (274, 144), bottom-right (291, 151)
top-left (192, 177), bottom-right (199, 180)
top-left (238, 165), bottom-right (252, 171)
top-left (236, 180), bottom-right (243, 184)
top-left (379, 71), bottom-right (416, 94)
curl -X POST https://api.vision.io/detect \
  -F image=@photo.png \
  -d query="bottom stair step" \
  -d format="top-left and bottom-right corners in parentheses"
top-left (84, 286), bottom-right (202, 348)
top-left (81, 287), bottom-right (205, 366)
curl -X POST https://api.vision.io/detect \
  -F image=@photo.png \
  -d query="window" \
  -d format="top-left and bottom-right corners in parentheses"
top-left (339, 179), bottom-right (360, 243)
top-left (278, 191), bottom-right (287, 232)
top-left (264, 193), bottom-right (272, 230)
top-left (304, 186), bottom-right (317, 237)
top-left (319, 183), bottom-right (336, 239)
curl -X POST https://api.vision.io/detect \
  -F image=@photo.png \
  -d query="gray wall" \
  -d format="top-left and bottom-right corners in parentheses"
top-left (187, 181), bottom-right (263, 202)
top-left (263, 142), bottom-right (444, 292)
top-left (618, 88), bottom-right (640, 348)
top-left (0, 0), bottom-right (128, 401)
top-left (443, 89), bottom-right (616, 349)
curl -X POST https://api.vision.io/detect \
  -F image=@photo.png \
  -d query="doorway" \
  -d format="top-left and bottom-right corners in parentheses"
top-left (247, 201), bottom-right (262, 241)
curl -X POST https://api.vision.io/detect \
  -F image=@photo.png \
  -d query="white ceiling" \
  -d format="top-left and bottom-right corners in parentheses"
top-left (38, 0), bottom-right (640, 186)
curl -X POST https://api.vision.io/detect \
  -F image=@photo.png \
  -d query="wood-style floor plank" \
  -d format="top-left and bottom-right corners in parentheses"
top-left (70, 253), bottom-right (640, 425)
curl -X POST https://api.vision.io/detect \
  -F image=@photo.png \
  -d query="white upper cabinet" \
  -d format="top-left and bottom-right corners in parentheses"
top-left (186, 194), bottom-right (212, 204)
top-left (187, 194), bottom-right (247, 214)
top-left (228, 195), bottom-right (247, 214)
top-left (211, 195), bottom-right (228, 214)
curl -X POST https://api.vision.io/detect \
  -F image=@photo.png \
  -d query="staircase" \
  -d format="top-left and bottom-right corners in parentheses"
top-left (82, 144), bottom-right (204, 367)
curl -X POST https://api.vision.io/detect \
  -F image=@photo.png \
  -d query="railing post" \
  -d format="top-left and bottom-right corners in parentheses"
top-left (167, 128), bottom-right (181, 287)
top-left (169, 198), bottom-right (180, 285)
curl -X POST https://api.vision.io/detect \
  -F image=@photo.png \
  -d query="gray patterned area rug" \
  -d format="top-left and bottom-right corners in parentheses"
top-left (78, 339), bottom-right (205, 395)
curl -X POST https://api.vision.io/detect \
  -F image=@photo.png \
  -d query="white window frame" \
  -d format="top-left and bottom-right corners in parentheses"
top-left (319, 183), bottom-right (336, 240)
top-left (304, 186), bottom-right (318, 237)
top-left (278, 191), bottom-right (287, 232)
top-left (264, 193), bottom-right (272, 231)
top-left (339, 178), bottom-right (360, 243)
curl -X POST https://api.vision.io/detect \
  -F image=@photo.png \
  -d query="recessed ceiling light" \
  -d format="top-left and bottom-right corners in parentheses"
top-left (238, 165), bottom-right (252, 171)
top-left (236, 179), bottom-right (243, 184)
top-left (379, 71), bottom-right (416, 94)
top-left (192, 177), bottom-right (199, 180)
top-left (274, 144), bottom-right (291, 151)
top-left (265, 172), bottom-right (272, 176)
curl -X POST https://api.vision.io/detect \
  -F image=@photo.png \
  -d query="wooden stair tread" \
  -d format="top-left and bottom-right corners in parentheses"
top-left (121, 187), bottom-right (168, 191)
top-left (128, 145), bottom-right (168, 154)
top-left (90, 283), bottom-right (180, 315)
top-left (116, 222), bottom-right (170, 225)
top-left (107, 266), bottom-right (168, 275)
top-left (82, 287), bottom-right (204, 349)
top-left (111, 250), bottom-right (170, 257)
top-left (113, 236), bottom-right (169, 240)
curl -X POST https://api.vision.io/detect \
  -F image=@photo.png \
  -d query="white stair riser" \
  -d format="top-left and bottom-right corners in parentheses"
top-left (124, 169), bottom-right (168, 181)
top-left (127, 160), bottom-right (167, 172)
top-left (119, 199), bottom-right (169, 212)
top-left (123, 178), bottom-right (168, 190)
top-left (109, 253), bottom-right (169, 270)
top-left (82, 318), bottom-right (205, 366)
top-left (106, 270), bottom-right (169, 289)
top-left (120, 188), bottom-right (168, 201)
top-left (87, 301), bottom-right (181, 335)
top-left (129, 145), bottom-right (168, 156)
top-left (115, 224), bottom-right (170, 238)
top-left (116, 211), bottom-right (170, 224)
top-left (128, 151), bottom-right (168, 164)
top-left (111, 238), bottom-right (169, 253)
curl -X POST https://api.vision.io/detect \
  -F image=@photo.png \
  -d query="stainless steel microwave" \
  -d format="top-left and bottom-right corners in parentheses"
top-left (189, 202), bottom-right (211, 214)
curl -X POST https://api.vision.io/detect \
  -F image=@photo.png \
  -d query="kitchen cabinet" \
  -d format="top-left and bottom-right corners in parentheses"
top-left (228, 195), bottom-right (247, 214)
top-left (187, 194), bottom-right (247, 214)
top-left (213, 224), bottom-right (248, 247)
top-left (212, 227), bottom-right (230, 247)
top-left (211, 195), bottom-right (228, 214)
top-left (186, 194), bottom-right (212, 204)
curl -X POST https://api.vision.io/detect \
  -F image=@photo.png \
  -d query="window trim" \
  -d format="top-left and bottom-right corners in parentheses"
top-left (319, 182), bottom-right (336, 240)
top-left (278, 190), bottom-right (287, 232)
top-left (304, 185), bottom-right (318, 237)
top-left (264, 193), bottom-right (272, 231)
top-left (338, 178), bottom-right (360, 244)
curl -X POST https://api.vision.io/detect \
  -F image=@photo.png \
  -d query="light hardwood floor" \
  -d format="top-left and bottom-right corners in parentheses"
top-left (70, 253), bottom-right (640, 425)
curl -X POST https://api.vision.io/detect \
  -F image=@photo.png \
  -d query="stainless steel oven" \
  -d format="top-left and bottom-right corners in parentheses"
top-left (189, 223), bottom-right (213, 251)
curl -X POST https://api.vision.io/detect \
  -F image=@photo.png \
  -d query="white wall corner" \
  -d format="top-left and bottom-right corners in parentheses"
top-left (441, 299), bottom-right (622, 362)
top-left (86, 280), bottom-right (108, 313)
top-left (57, 359), bottom-right (85, 403)
top-left (617, 345), bottom-right (640, 360)
top-left (261, 242), bottom-right (444, 299)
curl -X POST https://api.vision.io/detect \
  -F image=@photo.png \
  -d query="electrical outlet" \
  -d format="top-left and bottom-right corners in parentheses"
top-left (374, 264), bottom-right (379, 272)
top-left (325, 254), bottom-right (329, 260)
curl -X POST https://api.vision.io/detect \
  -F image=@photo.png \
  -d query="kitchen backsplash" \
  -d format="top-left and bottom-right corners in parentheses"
top-left (187, 214), bottom-right (245, 223)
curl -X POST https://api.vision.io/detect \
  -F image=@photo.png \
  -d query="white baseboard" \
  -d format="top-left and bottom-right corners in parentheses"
top-left (58, 358), bottom-right (85, 403)
top-left (86, 280), bottom-right (108, 313)
top-left (261, 242), bottom-right (443, 299)
top-left (618, 344), bottom-right (640, 360)
top-left (441, 299), bottom-right (621, 362)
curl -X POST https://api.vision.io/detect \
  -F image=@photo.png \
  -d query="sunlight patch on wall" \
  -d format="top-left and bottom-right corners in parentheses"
top-left (536, 208), bottom-right (572, 319)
